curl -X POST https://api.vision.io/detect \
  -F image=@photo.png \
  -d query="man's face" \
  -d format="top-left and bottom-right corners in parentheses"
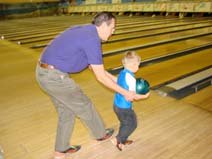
top-left (100, 18), bottom-right (116, 41)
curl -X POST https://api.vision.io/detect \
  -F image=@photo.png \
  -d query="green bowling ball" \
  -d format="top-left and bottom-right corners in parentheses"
top-left (136, 78), bottom-right (150, 94)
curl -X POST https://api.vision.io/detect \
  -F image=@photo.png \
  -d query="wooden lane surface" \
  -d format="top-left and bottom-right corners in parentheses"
top-left (0, 15), bottom-right (92, 32)
top-left (0, 40), bottom-right (38, 102)
top-left (102, 26), bottom-right (212, 54)
top-left (1, 16), bottom-right (210, 54)
top-left (68, 90), bottom-right (212, 159)
top-left (0, 40), bottom-right (45, 159)
top-left (110, 22), bottom-right (212, 41)
top-left (115, 19), bottom-right (212, 34)
top-left (0, 16), bottom-right (207, 36)
top-left (7, 18), bottom-right (189, 42)
top-left (1, 16), bottom-right (203, 41)
top-left (115, 16), bottom-right (179, 27)
top-left (0, 15), bottom-right (168, 35)
top-left (0, 17), bottom-right (180, 40)
top-left (182, 86), bottom-right (212, 112)
top-left (24, 21), bottom-right (212, 53)
top-left (13, 20), bottom-right (212, 45)
top-left (137, 48), bottom-right (212, 88)
top-left (0, 18), bottom-right (208, 40)
top-left (104, 34), bottom-right (212, 70)
top-left (1, 17), bottom-right (209, 39)
top-left (1, 40), bottom-right (212, 159)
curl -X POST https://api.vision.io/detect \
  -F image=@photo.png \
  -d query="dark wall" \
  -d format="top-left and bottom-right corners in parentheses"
top-left (0, 2), bottom-right (59, 20)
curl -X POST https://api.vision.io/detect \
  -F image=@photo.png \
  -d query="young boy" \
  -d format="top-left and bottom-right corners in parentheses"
top-left (111, 51), bottom-right (150, 151)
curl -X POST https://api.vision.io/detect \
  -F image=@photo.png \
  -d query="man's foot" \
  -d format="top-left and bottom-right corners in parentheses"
top-left (54, 145), bottom-right (81, 159)
top-left (111, 137), bottom-right (124, 151)
top-left (97, 128), bottom-right (114, 141)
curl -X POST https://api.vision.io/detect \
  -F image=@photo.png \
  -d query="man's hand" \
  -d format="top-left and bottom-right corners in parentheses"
top-left (90, 64), bottom-right (132, 98)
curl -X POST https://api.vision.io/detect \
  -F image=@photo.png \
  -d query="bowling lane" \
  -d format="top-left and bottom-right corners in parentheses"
top-left (0, 21), bottom-right (89, 39)
top-left (22, 21), bottom-right (212, 52)
top-left (33, 27), bottom-right (212, 54)
top-left (8, 18), bottom-right (181, 40)
top-left (115, 19), bottom-right (212, 33)
top-left (13, 19), bottom-right (211, 45)
top-left (0, 15), bottom-right (91, 33)
top-left (182, 86), bottom-right (212, 112)
top-left (0, 15), bottom-right (168, 37)
top-left (115, 16), bottom-right (179, 27)
top-left (4, 17), bottom-right (182, 42)
top-left (102, 26), bottom-right (212, 54)
top-left (1, 15), bottom-right (205, 43)
top-left (2, 26), bottom-right (69, 39)
top-left (115, 18), bottom-right (183, 30)
top-left (1, 16), bottom-right (210, 54)
top-left (110, 22), bottom-right (211, 41)
top-left (0, 16), bottom-right (209, 38)
top-left (7, 19), bottom-right (178, 42)
top-left (104, 35), bottom-right (212, 70)
top-left (137, 48), bottom-right (212, 88)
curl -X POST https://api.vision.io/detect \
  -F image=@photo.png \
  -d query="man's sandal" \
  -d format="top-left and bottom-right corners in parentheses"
top-left (60, 145), bottom-right (81, 154)
top-left (54, 145), bottom-right (81, 159)
top-left (97, 128), bottom-right (114, 141)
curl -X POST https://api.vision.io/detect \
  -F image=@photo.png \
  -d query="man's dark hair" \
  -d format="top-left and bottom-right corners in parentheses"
top-left (92, 12), bottom-right (116, 26)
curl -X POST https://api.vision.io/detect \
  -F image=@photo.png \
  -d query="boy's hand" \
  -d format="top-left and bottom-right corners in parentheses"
top-left (134, 92), bottom-right (150, 100)
top-left (124, 91), bottom-right (136, 101)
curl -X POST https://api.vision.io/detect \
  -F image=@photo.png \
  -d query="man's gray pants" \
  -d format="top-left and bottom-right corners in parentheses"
top-left (36, 65), bottom-right (105, 152)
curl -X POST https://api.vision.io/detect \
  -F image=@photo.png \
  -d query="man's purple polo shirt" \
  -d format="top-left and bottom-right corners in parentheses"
top-left (40, 24), bottom-right (103, 73)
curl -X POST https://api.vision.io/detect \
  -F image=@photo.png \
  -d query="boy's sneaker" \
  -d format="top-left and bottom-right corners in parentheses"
top-left (123, 140), bottom-right (133, 145)
top-left (111, 137), bottom-right (123, 151)
top-left (97, 128), bottom-right (114, 141)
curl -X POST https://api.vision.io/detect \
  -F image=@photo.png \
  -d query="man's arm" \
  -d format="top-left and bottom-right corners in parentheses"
top-left (90, 64), bottom-right (135, 101)
top-left (105, 71), bottom-right (117, 83)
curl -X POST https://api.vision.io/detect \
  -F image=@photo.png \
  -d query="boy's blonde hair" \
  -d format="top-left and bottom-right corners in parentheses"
top-left (122, 51), bottom-right (141, 67)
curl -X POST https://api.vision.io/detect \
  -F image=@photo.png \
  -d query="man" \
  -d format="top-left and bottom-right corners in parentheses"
top-left (36, 12), bottom-right (135, 159)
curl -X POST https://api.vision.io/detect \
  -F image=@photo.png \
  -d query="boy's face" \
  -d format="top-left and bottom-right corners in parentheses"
top-left (126, 61), bottom-right (140, 73)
